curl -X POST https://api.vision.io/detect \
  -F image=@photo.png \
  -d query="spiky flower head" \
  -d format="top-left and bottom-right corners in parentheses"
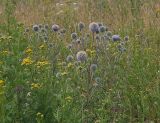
top-left (107, 31), bottom-right (112, 37)
top-left (52, 24), bottom-right (60, 32)
top-left (76, 39), bottom-right (81, 44)
top-left (78, 22), bottom-right (85, 31)
top-left (66, 55), bottom-right (74, 62)
top-left (33, 25), bottom-right (39, 32)
top-left (71, 32), bottom-right (78, 40)
top-left (112, 35), bottom-right (121, 41)
top-left (89, 22), bottom-right (99, 33)
top-left (99, 26), bottom-right (106, 33)
top-left (76, 51), bottom-right (87, 62)
top-left (90, 64), bottom-right (97, 72)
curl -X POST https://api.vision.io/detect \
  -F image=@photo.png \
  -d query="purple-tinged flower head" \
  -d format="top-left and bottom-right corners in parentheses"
top-left (52, 24), bottom-right (60, 32)
top-left (76, 51), bottom-right (87, 62)
top-left (99, 26), bottom-right (106, 33)
top-left (76, 39), bottom-right (81, 44)
top-left (89, 22), bottom-right (99, 33)
top-left (14, 85), bottom-right (23, 93)
top-left (112, 35), bottom-right (121, 41)
top-left (107, 31), bottom-right (112, 37)
top-left (71, 32), bottom-right (78, 40)
top-left (90, 64), bottom-right (97, 72)
top-left (33, 25), bottom-right (39, 32)
top-left (66, 55), bottom-right (74, 62)
top-left (124, 36), bottom-right (129, 41)
top-left (78, 22), bottom-right (85, 31)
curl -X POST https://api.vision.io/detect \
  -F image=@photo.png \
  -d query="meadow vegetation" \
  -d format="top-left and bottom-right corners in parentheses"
top-left (0, 0), bottom-right (160, 123)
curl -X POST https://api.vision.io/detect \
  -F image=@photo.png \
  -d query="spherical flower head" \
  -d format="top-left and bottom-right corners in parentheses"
top-left (76, 51), bottom-right (87, 62)
top-left (71, 32), bottom-right (78, 40)
top-left (66, 55), bottom-right (74, 62)
top-left (78, 22), bottom-right (85, 31)
top-left (90, 64), bottom-right (97, 72)
top-left (33, 25), bottom-right (39, 32)
top-left (124, 36), bottom-right (129, 41)
top-left (112, 35), bottom-right (121, 41)
top-left (107, 31), bottom-right (112, 37)
top-left (76, 39), bottom-right (81, 44)
top-left (89, 22), bottom-right (99, 33)
top-left (95, 77), bottom-right (100, 83)
top-left (52, 24), bottom-right (60, 32)
top-left (99, 26), bottom-right (106, 33)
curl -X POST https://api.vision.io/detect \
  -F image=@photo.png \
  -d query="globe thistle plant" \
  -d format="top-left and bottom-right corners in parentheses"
top-left (52, 24), bottom-right (60, 32)
top-left (71, 32), bottom-right (78, 40)
top-left (78, 22), bottom-right (85, 31)
top-left (112, 35), bottom-right (121, 41)
top-left (76, 51), bottom-right (87, 62)
top-left (90, 64), bottom-right (97, 72)
top-left (33, 25), bottom-right (39, 32)
top-left (66, 55), bottom-right (74, 62)
top-left (89, 22), bottom-right (99, 33)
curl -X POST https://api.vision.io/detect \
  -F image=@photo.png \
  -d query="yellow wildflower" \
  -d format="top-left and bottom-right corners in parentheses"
top-left (39, 44), bottom-right (45, 49)
top-left (67, 63), bottom-right (74, 68)
top-left (25, 48), bottom-right (32, 54)
top-left (61, 72), bottom-right (68, 76)
top-left (0, 80), bottom-right (5, 86)
top-left (21, 57), bottom-right (33, 65)
top-left (1, 50), bottom-right (9, 55)
top-left (31, 83), bottom-right (42, 89)
top-left (86, 49), bottom-right (96, 57)
top-left (36, 60), bottom-right (49, 68)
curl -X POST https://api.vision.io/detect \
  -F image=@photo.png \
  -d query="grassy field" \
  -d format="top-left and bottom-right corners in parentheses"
top-left (0, 0), bottom-right (160, 123)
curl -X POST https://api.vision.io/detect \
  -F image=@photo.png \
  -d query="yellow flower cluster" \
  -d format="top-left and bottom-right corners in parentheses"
top-left (25, 48), bottom-right (32, 54)
top-left (1, 50), bottom-right (9, 55)
top-left (39, 44), bottom-right (45, 49)
top-left (86, 49), bottom-right (96, 57)
top-left (36, 60), bottom-right (49, 68)
top-left (0, 80), bottom-right (5, 86)
top-left (21, 57), bottom-right (33, 65)
top-left (31, 83), bottom-right (42, 89)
